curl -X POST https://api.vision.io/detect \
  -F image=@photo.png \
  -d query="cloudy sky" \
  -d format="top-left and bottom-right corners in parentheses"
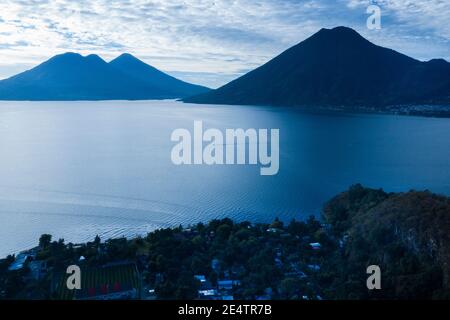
top-left (0, 0), bottom-right (449, 88)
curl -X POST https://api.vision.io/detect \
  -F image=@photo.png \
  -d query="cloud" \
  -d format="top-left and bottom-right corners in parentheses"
top-left (0, 0), bottom-right (449, 87)
top-left (345, 0), bottom-right (450, 37)
top-left (342, 0), bottom-right (450, 62)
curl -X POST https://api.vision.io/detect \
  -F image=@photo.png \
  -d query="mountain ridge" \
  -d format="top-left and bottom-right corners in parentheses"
top-left (184, 26), bottom-right (450, 108)
top-left (109, 53), bottom-right (209, 98)
top-left (0, 53), bottom-right (210, 101)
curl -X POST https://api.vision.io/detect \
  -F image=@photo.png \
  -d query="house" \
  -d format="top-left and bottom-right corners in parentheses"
top-left (218, 280), bottom-right (241, 290)
top-left (321, 223), bottom-right (331, 230)
top-left (218, 280), bottom-right (233, 290)
top-left (198, 289), bottom-right (218, 298)
top-left (8, 252), bottom-right (33, 271)
top-left (309, 242), bottom-right (321, 250)
top-left (307, 264), bottom-right (321, 271)
top-left (274, 257), bottom-right (283, 267)
top-left (143, 287), bottom-right (156, 300)
top-left (195, 275), bottom-right (214, 291)
top-left (194, 275), bottom-right (207, 283)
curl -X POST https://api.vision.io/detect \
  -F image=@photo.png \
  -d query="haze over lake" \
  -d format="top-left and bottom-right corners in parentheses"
top-left (0, 100), bottom-right (449, 257)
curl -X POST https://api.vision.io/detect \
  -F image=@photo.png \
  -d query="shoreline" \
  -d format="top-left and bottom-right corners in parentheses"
top-left (0, 99), bottom-right (449, 118)
top-left (2, 185), bottom-right (450, 300)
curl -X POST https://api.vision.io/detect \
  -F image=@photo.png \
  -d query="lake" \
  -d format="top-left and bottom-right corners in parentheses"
top-left (0, 100), bottom-right (449, 257)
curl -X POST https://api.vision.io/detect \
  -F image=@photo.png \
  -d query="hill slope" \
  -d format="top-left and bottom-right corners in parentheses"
top-left (0, 53), bottom-right (209, 100)
top-left (109, 53), bottom-right (209, 98)
top-left (322, 184), bottom-right (450, 299)
top-left (184, 27), bottom-right (450, 108)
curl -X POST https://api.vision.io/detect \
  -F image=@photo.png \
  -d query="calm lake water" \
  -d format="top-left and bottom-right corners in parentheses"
top-left (0, 100), bottom-right (449, 256)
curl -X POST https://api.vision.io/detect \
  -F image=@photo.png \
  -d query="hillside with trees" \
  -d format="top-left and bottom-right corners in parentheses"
top-left (320, 184), bottom-right (450, 299)
top-left (1, 185), bottom-right (449, 300)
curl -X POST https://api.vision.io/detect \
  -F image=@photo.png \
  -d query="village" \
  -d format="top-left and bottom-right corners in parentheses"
top-left (0, 216), bottom-right (333, 300)
top-left (2, 185), bottom-right (449, 300)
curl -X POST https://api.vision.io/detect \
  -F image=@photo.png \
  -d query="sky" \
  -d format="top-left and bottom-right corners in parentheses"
top-left (0, 0), bottom-right (449, 88)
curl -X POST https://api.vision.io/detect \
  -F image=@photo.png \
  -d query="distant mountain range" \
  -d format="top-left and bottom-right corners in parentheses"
top-left (1, 27), bottom-right (449, 106)
top-left (185, 26), bottom-right (450, 108)
top-left (0, 53), bottom-right (209, 100)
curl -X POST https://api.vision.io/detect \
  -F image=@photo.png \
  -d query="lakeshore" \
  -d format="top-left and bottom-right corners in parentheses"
top-left (2, 185), bottom-right (449, 300)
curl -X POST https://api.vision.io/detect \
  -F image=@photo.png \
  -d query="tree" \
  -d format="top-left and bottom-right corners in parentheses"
top-left (216, 224), bottom-right (232, 240)
top-left (270, 217), bottom-right (283, 229)
top-left (279, 278), bottom-right (301, 299)
top-left (39, 234), bottom-right (52, 249)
